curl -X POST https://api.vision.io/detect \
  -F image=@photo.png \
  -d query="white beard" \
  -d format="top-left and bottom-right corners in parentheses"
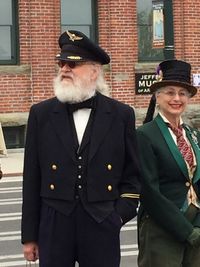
top-left (53, 73), bottom-right (96, 103)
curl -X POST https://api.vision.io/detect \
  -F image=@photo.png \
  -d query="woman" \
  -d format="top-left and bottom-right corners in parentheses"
top-left (137, 59), bottom-right (200, 267)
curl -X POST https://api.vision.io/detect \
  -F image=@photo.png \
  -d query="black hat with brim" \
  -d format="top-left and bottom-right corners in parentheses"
top-left (150, 59), bottom-right (197, 97)
top-left (56, 30), bottom-right (110, 65)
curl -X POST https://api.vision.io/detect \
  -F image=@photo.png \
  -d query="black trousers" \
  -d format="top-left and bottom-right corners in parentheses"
top-left (38, 202), bottom-right (121, 267)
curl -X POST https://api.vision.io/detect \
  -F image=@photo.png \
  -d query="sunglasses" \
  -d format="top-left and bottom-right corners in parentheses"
top-left (57, 60), bottom-right (86, 69)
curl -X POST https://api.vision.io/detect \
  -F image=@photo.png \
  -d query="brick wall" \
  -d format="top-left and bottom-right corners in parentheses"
top-left (19, 0), bottom-right (60, 103)
top-left (99, 0), bottom-right (137, 106)
top-left (173, 0), bottom-right (200, 104)
top-left (0, 0), bottom-right (60, 114)
top-left (0, 0), bottom-right (199, 119)
top-left (98, 0), bottom-right (200, 108)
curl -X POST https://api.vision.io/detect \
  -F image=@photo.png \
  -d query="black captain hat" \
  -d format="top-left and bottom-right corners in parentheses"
top-left (55, 30), bottom-right (110, 65)
top-left (150, 59), bottom-right (197, 97)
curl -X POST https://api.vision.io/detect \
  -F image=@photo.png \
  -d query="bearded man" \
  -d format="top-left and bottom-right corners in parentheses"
top-left (21, 30), bottom-right (140, 267)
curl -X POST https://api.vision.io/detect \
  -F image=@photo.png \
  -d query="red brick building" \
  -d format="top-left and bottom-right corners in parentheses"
top-left (0, 0), bottom-right (200, 148)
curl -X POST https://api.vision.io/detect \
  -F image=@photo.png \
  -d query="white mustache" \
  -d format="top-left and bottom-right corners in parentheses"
top-left (59, 72), bottom-right (73, 81)
top-left (61, 72), bottom-right (72, 77)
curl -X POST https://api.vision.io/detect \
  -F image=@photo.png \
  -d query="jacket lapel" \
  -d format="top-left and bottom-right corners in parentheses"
top-left (155, 114), bottom-right (189, 178)
top-left (50, 99), bottom-right (76, 161)
top-left (89, 94), bottom-right (115, 162)
top-left (184, 125), bottom-right (200, 183)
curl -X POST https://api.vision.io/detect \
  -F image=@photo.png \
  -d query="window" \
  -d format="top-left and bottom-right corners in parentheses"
top-left (61, 0), bottom-right (97, 41)
top-left (0, 0), bottom-right (19, 65)
top-left (3, 125), bottom-right (25, 149)
top-left (137, 0), bottom-right (174, 62)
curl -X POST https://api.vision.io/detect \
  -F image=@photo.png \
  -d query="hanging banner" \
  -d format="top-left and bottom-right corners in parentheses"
top-left (152, 1), bottom-right (164, 48)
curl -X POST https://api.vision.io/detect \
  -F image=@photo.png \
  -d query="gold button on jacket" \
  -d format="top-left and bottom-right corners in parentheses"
top-left (107, 185), bottom-right (112, 191)
top-left (185, 182), bottom-right (190, 187)
top-left (50, 184), bottom-right (55, 190)
top-left (52, 164), bottom-right (57, 170)
top-left (107, 164), bottom-right (112, 170)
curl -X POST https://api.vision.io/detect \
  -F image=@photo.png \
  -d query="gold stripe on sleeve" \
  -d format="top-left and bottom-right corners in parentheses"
top-left (120, 193), bottom-right (140, 199)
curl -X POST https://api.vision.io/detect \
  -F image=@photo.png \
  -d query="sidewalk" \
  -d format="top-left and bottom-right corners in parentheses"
top-left (0, 149), bottom-right (24, 176)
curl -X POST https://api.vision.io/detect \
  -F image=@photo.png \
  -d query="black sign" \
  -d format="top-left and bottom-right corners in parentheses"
top-left (135, 73), bottom-right (157, 94)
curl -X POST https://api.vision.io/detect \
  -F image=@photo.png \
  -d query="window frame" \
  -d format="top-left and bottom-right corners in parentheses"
top-left (60, 0), bottom-right (98, 43)
top-left (0, 0), bottom-right (19, 65)
top-left (137, 0), bottom-right (174, 62)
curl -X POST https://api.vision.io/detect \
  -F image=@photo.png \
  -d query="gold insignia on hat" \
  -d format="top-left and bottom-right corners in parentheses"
top-left (67, 56), bottom-right (82, 60)
top-left (66, 31), bottom-right (83, 42)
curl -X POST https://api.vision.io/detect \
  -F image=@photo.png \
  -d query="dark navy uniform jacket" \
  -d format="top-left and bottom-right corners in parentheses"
top-left (21, 93), bottom-right (140, 243)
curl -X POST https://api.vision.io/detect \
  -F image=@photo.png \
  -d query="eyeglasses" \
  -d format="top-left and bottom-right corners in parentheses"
top-left (57, 60), bottom-right (86, 69)
top-left (159, 90), bottom-right (190, 98)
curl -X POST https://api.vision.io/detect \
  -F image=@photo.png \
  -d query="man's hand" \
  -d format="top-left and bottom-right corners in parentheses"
top-left (23, 242), bottom-right (39, 262)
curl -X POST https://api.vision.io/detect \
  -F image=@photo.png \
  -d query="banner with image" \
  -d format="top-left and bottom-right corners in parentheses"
top-left (152, 1), bottom-right (164, 48)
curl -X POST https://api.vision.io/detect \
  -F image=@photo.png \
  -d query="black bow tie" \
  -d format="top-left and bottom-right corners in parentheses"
top-left (67, 97), bottom-right (96, 113)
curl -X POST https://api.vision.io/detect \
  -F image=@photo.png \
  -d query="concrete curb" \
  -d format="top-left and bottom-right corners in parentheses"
top-left (3, 173), bottom-right (23, 177)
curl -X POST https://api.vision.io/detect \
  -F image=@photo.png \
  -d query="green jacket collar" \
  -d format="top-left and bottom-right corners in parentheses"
top-left (155, 114), bottom-right (189, 179)
top-left (183, 124), bottom-right (200, 182)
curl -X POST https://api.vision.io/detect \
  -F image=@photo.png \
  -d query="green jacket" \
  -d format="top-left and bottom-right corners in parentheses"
top-left (137, 114), bottom-right (200, 242)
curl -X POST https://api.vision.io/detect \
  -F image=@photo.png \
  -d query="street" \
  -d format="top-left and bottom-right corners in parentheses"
top-left (0, 175), bottom-right (138, 267)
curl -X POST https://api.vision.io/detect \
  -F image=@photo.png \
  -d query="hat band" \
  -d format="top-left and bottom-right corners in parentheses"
top-left (162, 70), bottom-right (191, 84)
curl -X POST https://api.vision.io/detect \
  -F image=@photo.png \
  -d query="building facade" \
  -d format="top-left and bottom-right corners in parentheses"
top-left (0, 0), bottom-right (200, 148)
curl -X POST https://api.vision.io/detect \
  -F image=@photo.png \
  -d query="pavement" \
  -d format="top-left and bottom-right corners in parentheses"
top-left (0, 148), bottom-right (24, 177)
